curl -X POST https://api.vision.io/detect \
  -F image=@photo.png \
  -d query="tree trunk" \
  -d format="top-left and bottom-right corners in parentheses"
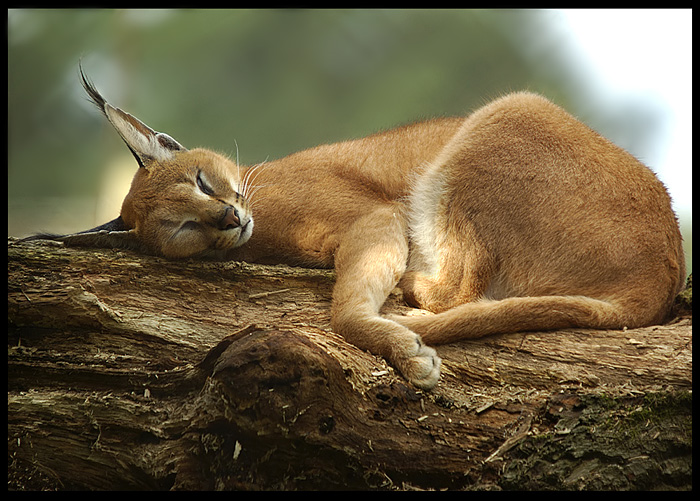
top-left (7, 238), bottom-right (692, 490)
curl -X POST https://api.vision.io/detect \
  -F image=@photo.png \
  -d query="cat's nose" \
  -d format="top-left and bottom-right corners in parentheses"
top-left (219, 206), bottom-right (241, 230)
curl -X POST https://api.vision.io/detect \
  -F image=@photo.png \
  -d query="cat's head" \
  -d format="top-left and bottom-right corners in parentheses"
top-left (22, 65), bottom-right (253, 259)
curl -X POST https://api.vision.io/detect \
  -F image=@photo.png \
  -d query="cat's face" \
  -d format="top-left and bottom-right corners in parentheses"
top-left (120, 148), bottom-right (253, 258)
top-left (23, 67), bottom-right (254, 259)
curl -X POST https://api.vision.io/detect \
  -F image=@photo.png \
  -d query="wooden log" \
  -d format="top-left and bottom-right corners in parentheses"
top-left (7, 238), bottom-right (692, 490)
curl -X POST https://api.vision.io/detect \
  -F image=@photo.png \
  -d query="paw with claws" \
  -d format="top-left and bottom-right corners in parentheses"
top-left (395, 334), bottom-right (442, 390)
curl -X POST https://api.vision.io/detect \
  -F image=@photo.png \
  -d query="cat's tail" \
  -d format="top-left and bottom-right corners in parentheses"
top-left (389, 295), bottom-right (643, 345)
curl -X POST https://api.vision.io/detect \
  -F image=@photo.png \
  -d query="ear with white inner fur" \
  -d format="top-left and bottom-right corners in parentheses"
top-left (80, 64), bottom-right (186, 168)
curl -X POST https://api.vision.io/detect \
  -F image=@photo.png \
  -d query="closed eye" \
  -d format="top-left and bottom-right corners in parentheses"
top-left (196, 170), bottom-right (215, 196)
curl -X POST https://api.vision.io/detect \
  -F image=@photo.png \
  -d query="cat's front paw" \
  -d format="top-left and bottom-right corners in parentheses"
top-left (396, 336), bottom-right (442, 390)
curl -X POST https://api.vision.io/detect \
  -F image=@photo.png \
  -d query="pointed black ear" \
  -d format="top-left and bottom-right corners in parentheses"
top-left (79, 63), bottom-right (186, 168)
top-left (20, 216), bottom-right (145, 253)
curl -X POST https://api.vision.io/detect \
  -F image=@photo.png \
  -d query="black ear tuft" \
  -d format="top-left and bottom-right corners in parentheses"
top-left (18, 217), bottom-right (145, 253)
top-left (79, 61), bottom-right (108, 116)
top-left (78, 63), bottom-right (187, 166)
top-left (20, 216), bottom-right (130, 242)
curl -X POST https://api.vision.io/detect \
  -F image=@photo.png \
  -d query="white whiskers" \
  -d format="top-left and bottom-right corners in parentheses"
top-left (240, 158), bottom-right (273, 208)
top-left (234, 138), bottom-right (241, 188)
top-left (229, 141), bottom-right (273, 208)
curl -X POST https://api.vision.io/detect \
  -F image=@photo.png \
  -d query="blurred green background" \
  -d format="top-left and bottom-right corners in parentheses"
top-left (8, 9), bottom-right (691, 273)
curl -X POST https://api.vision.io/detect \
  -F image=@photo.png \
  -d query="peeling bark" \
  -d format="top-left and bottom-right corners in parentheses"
top-left (7, 238), bottom-right (692, 490)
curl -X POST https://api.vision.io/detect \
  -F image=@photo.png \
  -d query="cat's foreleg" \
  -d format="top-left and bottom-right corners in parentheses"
top-left (330, 204), bottom-right (441, 389)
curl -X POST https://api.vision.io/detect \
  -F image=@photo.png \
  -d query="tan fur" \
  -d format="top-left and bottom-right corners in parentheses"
top-left (121, 149), bottom-right (253, 258)
top-left (40, 84), bottom-right (686, 390)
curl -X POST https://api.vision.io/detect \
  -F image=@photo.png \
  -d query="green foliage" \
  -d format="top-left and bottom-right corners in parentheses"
top-left (8, 9), bottom-right (677, 240)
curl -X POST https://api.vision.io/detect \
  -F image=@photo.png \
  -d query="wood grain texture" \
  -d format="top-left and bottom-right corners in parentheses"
top-left (8, 238), bottom-right (692, 490)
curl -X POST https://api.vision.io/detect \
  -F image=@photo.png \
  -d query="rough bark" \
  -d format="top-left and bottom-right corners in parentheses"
top-left (7, 238), bottom-right (692, 490)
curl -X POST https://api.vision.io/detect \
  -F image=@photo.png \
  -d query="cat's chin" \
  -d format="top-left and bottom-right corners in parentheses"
top-left (233, 218), bottom-right (254, 248)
